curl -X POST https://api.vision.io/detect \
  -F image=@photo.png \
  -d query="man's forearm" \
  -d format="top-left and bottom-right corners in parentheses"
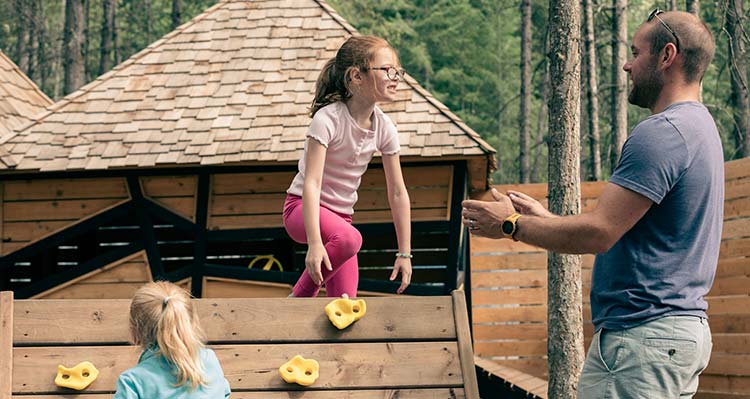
top-left (513, 213), bottom-right (613, 254)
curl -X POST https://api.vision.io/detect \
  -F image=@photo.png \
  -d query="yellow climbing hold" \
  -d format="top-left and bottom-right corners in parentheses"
top-left (279, 355), bottom-right (320, 386)
top-left (54, 361), bottom-right (99, 390)
top-left (325, 297), bottom-right (366, 330)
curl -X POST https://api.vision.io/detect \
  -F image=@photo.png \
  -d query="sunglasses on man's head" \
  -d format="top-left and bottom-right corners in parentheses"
top-left (647, 8), bottom-right (680, 53)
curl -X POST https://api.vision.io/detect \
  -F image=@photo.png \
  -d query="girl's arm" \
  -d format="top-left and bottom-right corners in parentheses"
top-left (302, 138), bottom-right (332, 285)
top-left (382, 153), bottom-right (412, 294)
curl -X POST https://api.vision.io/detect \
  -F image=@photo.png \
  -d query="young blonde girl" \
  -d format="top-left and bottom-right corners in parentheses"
top-left (113, 281), bottom-right (230, 398)
top-left (284, 35), bottom-right (412, 297)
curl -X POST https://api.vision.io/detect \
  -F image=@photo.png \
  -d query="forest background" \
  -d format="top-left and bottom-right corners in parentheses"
top-left (1, 0), bottom-right (747, 183)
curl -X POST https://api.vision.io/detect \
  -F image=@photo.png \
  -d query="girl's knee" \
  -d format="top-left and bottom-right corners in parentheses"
top-left (332, 228), bottom-right (362, 254)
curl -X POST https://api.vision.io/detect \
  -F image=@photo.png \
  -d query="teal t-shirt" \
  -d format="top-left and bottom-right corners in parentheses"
top-left (113, 347), bottom-right (231, 399)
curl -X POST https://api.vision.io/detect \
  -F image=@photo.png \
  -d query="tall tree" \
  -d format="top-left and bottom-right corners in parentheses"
top-left (583, 0), bottom-right (601, 180)
top-left (63, 0), bottom-right (86, 94)
top-left (611, 0), bottom-right (628, 168)
top-left (14, 0), bottom-right (29, 73)
top-left (669, 0), bottom-right (678, 10)
top-left (547, 0), bottom-right (584, 396)
top-left (99, 0), bottom-right (116, 75)
top-left (172, 0), bottom-right (182, 30)
top-left (26, 0), bottom-right (39, 81)
top-left (686, 0), bottom-right (699, 15)
top-left (727, 0), bottom-right (749, 157)
top-left (519, 0), bottom-right (532, 183)
top-left (36, 0), bottom-right (48, 90)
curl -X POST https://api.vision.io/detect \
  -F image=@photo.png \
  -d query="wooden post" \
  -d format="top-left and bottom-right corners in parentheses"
top-left (452, 290), bottom-right (480, 399)
top-left (0, 291), bottom-right (13, 399)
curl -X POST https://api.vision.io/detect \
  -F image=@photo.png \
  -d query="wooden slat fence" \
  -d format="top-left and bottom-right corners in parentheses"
top-left (470, 158), bottom-right (750, 398)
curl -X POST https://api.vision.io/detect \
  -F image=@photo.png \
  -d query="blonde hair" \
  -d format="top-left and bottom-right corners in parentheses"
top-left (129, 281), bottom-right (206, 389)
top-left (310, 35), bottom-right (396, 117)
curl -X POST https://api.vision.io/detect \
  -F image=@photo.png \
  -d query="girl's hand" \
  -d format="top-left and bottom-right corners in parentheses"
top-left (390, 257), bottom-right (412, 294)
top-left (507, 190), bottom-right (554, 218)
top-left (305, 243), bottom-right (332, 286)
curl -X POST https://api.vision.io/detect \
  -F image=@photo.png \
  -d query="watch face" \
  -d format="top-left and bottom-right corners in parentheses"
top-left (501, 220), bottom-right (514, 235)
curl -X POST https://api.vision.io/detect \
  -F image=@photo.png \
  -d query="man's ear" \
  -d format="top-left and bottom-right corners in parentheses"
top-left (660, 43), bottom-right (678, 69)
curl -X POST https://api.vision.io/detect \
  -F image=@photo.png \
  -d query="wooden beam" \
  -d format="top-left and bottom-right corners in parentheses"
top-left (453, 290), bottom-right (480, 399)
top-left (127, 177), bottom-right (165, 279)
top-left (446, 162), bottom-right (466, 293)
top-left (0, 291), bottom-right (13, 399)
top-left (191, 174), bottom-right (210, 297)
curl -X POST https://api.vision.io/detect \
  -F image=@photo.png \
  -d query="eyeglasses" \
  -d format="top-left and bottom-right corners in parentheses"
top-left (647, 9), bottom-right (680, 53)
top-left (368, 66), bottom-right (406, 81)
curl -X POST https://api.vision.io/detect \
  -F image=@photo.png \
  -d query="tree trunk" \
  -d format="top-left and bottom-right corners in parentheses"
top-left (26, 0), bottom-right (39, 81)
top-left (63, 0), bottom-right (86, 94)
top-left (36, 0), bottom-right (48, 92)
top-left (171, 0), bottom-right (182, 30)
top-left (84, 0), bottom-right (91, 81)
top-left (611, 0), bottom-right (628, 168)
top-left (727, 0), bottom-right (749, 157)
top-left (520, 0), bottom-right (532, 183)
top-left (686, 0), bottom-right (699, 15)
top-left (99, 0), bottom-right (115, 75)
top-left (14, 0), bottom-right (29, 73)
top-left (532, 29), bottom-right (551, 182)
top-left (547, 0), bottom-right (584, 396)
top-left (669, 0), bottom-right (678, 10)
top-left (583, 0), bottom-right (601, 180)
top-left (113, 1), bottom-right (120, 65)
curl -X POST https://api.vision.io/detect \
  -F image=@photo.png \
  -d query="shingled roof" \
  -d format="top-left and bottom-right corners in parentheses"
top-left (0, 50), bottom-right (53, 167)
top-left (0, 0), bottom-right (494, 178)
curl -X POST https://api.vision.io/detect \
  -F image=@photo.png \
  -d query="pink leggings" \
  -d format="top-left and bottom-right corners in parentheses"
top-left (283, 194), bottom-right (362, 297)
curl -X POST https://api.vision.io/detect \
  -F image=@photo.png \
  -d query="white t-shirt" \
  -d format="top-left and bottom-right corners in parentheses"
top-left (287, 101), bottom-right (400, 215)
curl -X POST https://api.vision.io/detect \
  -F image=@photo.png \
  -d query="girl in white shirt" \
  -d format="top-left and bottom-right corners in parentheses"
top-left (284, 35), bottom-right (412, 297)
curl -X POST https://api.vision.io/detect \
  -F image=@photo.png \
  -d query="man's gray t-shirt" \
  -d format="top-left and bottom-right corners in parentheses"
top-left (591, 101), bottom-right (724, 331)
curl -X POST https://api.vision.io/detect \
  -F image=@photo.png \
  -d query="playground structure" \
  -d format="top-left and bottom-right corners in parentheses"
top-left (0, 291), bottom-right (479, 398)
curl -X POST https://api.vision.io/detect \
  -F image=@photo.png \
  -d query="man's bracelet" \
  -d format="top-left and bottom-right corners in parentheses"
top-left (395, 252), bottom-right (413, 259)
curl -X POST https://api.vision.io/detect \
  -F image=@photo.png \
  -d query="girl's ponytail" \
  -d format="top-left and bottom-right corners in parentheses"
top-left (129, 281), bottom-right (207, 389)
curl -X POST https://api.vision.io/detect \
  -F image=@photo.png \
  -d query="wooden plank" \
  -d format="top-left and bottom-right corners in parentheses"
top-left (486, 358), bottom-right (548, 380)
top-left (474, 340), bottom-right (547, 357)
top-left (725, 158), bottom-right (750, 181)
top-left (141, 175), bottom-right (197, 197)
top-left (357, 187), bottom-right (450, 211)
top-left (712, 334), bottom-right (750, 354)
top-left (724, 197), bottom-right (750, 220)
top-left (0, 292), bottom-right (12, 399)
top-left (471, 237), bottom-right (544, 254)
top-left (719, 238), bottom-right (750, 260)
top-left (146, 196), bottom-right (195, 221)
top-left (725, 176), bottom-right (750, 201)
top-left (472, 252), bottom-right (546, 270)
top-left (704, 354), bottom-right (750, 377)
top-left (212, 171), bottom-right (297, 195)
top-left (716, 257), bottom-right (750, 278)
top-left (709, 275), bottom-right (750, 296)
top-left (472, 287), bottom-right (547, 306)
top-left (473, 356), bottom-right (548, 399)
top-left (13, 342), bottom-right (463, 393)
top-left (708, 314), bottom-right (750, 334)
top-left (0, 182), bottom-right (3, 256)
top-left (21, 390), bottom-right (467, 399)
top-left (210, 193), bottom-right (287, 215)
top-left (695, 392), bottom-right (750, 399)
top-left (2, 178), bottom-right (129, 201)
top-left (3, 198), bottom-right (127, 222)
top-left (202, 277), bottom-right (292, 298)
top-left (473, 323), bottom-right (547, 341)
top-left (14, 296), bottom-right (457, 344)
top-left (353, 208), bottom-right (448, 223)
top-left (722, 217), bottom-right (750, 240)
top-left (472, 305), bottom-right (547, 323)
top-left (2, 220), bottom-right (83, 243)
top-left (699, 375), bottom-right (750, 395)
top-left (471, 270), bottom-right (547, 289)
top-left (362, 165), bottom-right (453, 189)
top-left (83, 260), bottom-right (150, 284)
top-left (452, 291), bottom-right (480, 399)
top-left (707, 295), bottom-right (750, 315)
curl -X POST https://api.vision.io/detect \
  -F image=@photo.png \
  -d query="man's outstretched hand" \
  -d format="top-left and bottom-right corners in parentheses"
top-left (461, 188), bottom-right (516, 239)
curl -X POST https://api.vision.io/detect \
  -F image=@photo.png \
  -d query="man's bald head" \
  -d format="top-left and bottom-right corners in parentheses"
top-left (644, 11), bottom-right (715, 83)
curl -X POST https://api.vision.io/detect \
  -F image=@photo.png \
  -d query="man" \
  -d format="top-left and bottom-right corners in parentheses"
top-left (462, 11), bottom-right (721, 398)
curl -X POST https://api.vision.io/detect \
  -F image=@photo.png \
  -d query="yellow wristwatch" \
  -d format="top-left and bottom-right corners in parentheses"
top-left (501, 213), bottom-right (522, 241)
